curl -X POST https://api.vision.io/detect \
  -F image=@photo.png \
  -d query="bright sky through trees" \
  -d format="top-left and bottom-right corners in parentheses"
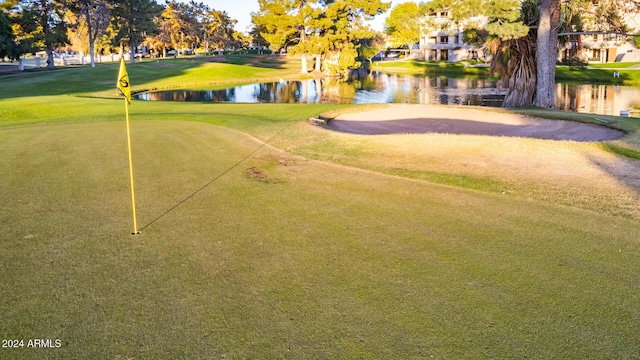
top-left (197, 0), bottom-right (395, 32)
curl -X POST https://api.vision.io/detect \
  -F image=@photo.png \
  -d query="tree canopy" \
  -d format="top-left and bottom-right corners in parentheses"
top-left (427, 0), bottom-right (640, 108)
top-left (12, 0), bottom-right (69, 69)
top-left (110, 0), bottom-right (163, 63)
top-left (0, 8), bottom-right (19, 60)
top-left (252, 0), bottom-right (390, 76)
top-left (2, 0), bottom-right (243, 68)
top-left (384, 2), bottom-right (421, 48)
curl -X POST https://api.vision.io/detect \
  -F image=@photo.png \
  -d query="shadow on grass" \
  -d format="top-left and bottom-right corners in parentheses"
top-left (204, 54), bottom-right (289, 69)
top-left (584, 151), bottom-right (640, 219)
top-left (0, 54), bottom-right (298, 100)
top-left (0, 58), bottom-right (208, 100)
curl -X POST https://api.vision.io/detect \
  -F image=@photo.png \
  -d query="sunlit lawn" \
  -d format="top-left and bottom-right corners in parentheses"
top-left (372, 59), bottom-right (492, 76)
top-left (1, 56), bottom-right (639, 359)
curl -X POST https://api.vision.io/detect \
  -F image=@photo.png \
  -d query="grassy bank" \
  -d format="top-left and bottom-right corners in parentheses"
top-left (1, 56), bottom-right (640, 359)
top-left (372, 59), bottom-right (492, 76)
top-left (372, 59), bottom-right (640, 85)
top-left (556, 65), bottom-right (640, 84)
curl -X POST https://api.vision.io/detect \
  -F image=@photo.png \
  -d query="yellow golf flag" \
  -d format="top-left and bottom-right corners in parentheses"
top-left (117, 56), bottom-right (139, 234)
top-left (117, 57), bottom-right (131, 104)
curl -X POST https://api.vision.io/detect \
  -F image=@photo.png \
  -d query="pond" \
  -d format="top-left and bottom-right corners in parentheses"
top-left (135, 72), bottom-right (639, 116)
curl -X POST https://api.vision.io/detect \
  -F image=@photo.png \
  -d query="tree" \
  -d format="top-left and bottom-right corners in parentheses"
top-left (0, 7), bottom-right (19, 60)
top-left (233, 31), bottom-right (252, 50)
top-left (109, 0), bottom-right (162, 63)
top-left (204, 9), bottom-right (236, 53)
top-left (158, 1), bottom-right (193, 55)
top-left (253, 0), bottom-right (389, 75)
top-left (321, 0), bottom-right (390, 76)
top-left (150, 1), bottom-right (236, 57)
top-left (249, 23), bottom-right (269, 53)
top-left (534, 0), bottom-right (560, 108)
top-left (67, 0), bottom-right (110, 67)
top-left (483, 0), bottom-right (537, 107)
top-left (451, 0), bottom-right (640, 108)
top-left (251, 0), bottom-right (299, 55)
top-left (384, 2), bottom-right (420, 48)
top-left (15, 0), bottom-right (69, 69)
top-left (252, 0), bottom-right (317, 73)
top-left (149, 5), bottom-right (173, 57)
top-left (358, 31), bottom-right (385, 64)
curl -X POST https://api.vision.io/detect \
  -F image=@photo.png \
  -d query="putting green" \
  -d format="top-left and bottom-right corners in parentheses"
top-left (2, 119), bottom-right (640, 358)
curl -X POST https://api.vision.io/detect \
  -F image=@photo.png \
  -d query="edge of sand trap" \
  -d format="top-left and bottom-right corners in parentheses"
top-left (327, 104), bottom-right (625, 141)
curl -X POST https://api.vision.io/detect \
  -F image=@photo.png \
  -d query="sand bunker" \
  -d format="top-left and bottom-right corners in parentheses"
top-left (328, 105), bottom-right (624, 141)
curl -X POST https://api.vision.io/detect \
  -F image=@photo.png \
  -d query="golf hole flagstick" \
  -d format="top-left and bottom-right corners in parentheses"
top-left (117, 57), bottom-right (140, 235)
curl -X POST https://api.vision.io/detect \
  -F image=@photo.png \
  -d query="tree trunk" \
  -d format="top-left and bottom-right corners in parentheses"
top-left (314, 54), bottom-right (321, 72)
top-left (85, 6), bottom-right (96, 68)
top-left (534, 0), bottom-right (560, 108)
top-left (299, 23), bottom-right (308, 74)
top-left (301, 54), bottom-right (308, 73)
top-left (46, 47), bottom-right (55, 69)
top-left (130, 42), bottom-right (136, 64)
top-left (41, 0), bottom-right (55, 70)
top-left (503, 51), bottom-right (536, 107)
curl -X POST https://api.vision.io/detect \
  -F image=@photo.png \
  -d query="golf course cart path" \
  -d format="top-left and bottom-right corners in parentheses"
top-left (329, 104), bottom-right (624, 141)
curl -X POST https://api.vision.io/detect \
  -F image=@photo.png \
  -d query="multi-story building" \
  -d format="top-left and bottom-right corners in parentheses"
top-left (419, 9), bottom-right (639, 64)
top-left (417, 9), bottom-right (487, 62)
top-left (561, 32), bottom-right (638, 63)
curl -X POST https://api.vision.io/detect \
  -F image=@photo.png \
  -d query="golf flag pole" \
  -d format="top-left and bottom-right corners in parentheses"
top-left (117, 57), bottom-right (139, 235)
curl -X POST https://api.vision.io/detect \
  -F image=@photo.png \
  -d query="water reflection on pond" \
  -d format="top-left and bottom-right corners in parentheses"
top-left (136, 72), bottom-right (639, 116)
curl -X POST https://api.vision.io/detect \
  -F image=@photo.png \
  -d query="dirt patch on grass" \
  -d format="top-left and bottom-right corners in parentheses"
top-left (329, 104), bottom-right (624, 141)
top-left (246, 167), bottom-right (270, 182)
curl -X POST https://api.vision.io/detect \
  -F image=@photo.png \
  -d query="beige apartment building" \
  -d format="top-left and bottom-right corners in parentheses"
top-left (418, 9), bottom-right (639, 64)
top-left (417, 9), bottom-right (487, 62)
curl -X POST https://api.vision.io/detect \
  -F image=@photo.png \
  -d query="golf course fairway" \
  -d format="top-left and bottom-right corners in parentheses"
top-left (1, 58), bottom-right (639, 359)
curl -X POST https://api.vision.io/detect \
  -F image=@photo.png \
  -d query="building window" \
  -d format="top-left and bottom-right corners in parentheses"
top-left (440, 36), bottom-right (448, 44)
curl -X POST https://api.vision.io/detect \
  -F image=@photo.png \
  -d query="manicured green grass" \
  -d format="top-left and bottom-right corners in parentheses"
top-left (0, 56), bottom-right (303, 100)
top-left (1, 56), bottom-right (640, 359)
top-left (598, 142), bottom-right (640, 160)
top-left (588, 62), bottom-right (640, 69)
top-left (372, 59), bottom-right (493, 76)
top-left (556, 65), bottom-right (640, 85)
top-left (371, 59), bottom-right (640, 85)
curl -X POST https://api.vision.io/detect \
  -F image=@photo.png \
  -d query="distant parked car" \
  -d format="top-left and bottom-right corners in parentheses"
top-left (386, 52), bottom-right (400, 58)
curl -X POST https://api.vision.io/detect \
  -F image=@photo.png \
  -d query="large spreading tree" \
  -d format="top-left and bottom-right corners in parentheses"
top-left (252, 0), bottom-right (317, 73)
top-left (12, 0), bottom-right (69, 69)
top-left (322, 0), bottom-right (390, 76)
top-left (252, 0), bottom-right (389, 76)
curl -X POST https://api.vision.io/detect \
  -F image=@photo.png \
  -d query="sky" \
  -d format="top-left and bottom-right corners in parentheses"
top-left (197, 0), bottom-right (395, 34)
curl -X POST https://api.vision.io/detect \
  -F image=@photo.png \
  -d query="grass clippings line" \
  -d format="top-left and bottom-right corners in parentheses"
top-left (139, 120), bottom-right (297, 231)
